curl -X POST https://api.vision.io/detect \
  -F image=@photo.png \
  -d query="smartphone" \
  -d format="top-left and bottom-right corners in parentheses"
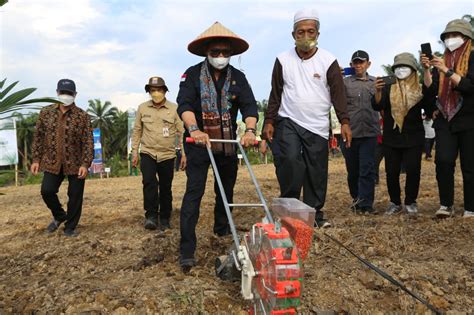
top-left (421, 43), bottom-right (433, 60)
top-left (381, 75), bottom-right (396, 85)
top-left (343, 67), bottom-right (355, 76)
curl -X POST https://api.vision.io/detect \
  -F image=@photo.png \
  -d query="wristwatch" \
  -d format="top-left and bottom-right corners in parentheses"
top-left (245, 128), bottom-right (256, 135)
top-left (188, 124), bottom-right (199, 133)
top-left (445, 69), bottom-right (454, 78)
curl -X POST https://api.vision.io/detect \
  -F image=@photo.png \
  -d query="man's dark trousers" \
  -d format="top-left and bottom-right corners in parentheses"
top-left (341, 137), bottom-right (377, 207)
top-left (41, 170), bottom-right (85, 230)
top-left (180, 144), bottom-right (238, 262)
top-left (140, 153), bottom-right (175, 224)
top-left (276, 117), bottom-right (328, 221)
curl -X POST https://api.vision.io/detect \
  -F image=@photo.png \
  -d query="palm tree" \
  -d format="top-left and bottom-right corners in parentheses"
top-left (0, 79), bottom-right (57, 119)
top-left (87, 99), bottom-right (118, 160)
top-left (13, 112), bottom-right (39, 171)
top-left (108, 110), bottom-right (128, 159)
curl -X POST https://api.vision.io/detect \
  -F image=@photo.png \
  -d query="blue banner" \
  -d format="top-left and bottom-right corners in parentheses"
top-left (89, 128), bottom-right (103, 174)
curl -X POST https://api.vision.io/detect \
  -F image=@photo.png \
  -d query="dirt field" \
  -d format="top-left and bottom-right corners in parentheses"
top-left (0, 157), bottom-right (473, 314)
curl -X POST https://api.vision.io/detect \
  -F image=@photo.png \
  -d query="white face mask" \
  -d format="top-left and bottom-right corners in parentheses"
top-left (444, 37), bottom-right (464, 52)
top-left (394, 66), bottom-right (412, 80)
top-left (58, 94), bottom-right (75, 106)
top-left (208, 56), bottom-right (230, 70)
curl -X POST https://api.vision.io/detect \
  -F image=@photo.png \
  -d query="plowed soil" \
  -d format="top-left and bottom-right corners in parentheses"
top-left (1, 157), bottom-right (473, 314)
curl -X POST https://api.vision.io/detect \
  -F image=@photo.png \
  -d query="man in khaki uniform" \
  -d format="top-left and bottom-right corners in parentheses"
top-left (132, 76), bottom-right (186, 231)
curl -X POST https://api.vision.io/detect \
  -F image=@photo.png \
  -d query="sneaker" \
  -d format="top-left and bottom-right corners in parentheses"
top-left (385, 202), bottom-right (402, 215)
top-left (435, 206), bottom-right (454, 218)
top-left (64, 229), bottom-right (79, 237)
top-left (314, 218), bottom-right (331, 228)
top-left (405, 203), bottom-right (418, 215)
top-left (462, 210), bottom-right (474, 218)
top-left (361, 206), bottom-right (378, 215)
top-left (144, 218), bottom-right (158, 230)
top-left (47, 219), bottom-right (62, 233)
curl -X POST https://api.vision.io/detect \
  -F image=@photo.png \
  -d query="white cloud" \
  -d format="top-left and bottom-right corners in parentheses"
top-left (1, 0), bottom-right (473, 110)
top-left (83, 41), bottom-right (127, 56)
top-left (108, 92), bottom-right (149, 112)
top-left (4, 0), bottom-right (100, 39)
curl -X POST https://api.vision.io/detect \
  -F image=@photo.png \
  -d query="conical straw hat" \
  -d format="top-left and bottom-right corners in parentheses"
top-left (188, 21), bottom-right (249, 57)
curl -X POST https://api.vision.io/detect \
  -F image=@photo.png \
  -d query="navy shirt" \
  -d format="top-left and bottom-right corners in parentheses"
top-left (177, 61), bottom-right (258, 139)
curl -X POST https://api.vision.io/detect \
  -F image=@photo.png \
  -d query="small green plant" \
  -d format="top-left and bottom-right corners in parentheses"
top-left (105, 153), bottom-right (128, 177)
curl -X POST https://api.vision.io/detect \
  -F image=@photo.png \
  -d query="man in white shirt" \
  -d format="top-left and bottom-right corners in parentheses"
top-left (263, 8), bottom-right (352, 228)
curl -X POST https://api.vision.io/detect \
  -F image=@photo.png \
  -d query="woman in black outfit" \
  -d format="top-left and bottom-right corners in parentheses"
top-left (372, 52), bottom-right (435, 216)
top-left (421, 19), bottom-right (474, 219)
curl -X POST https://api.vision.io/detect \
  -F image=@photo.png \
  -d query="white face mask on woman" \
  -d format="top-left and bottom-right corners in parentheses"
top-left (58, 94), bottom-right (75, 106)
top-left (444, 37), bottom-right (464, 52)
top-left (394, 66), bottom-right (412, 80)
top-left (208, 56), bottom-right (230, 70)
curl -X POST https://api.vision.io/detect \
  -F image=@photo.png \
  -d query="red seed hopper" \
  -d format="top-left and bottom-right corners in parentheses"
top-left (186, 138), bottom-right (315, 314)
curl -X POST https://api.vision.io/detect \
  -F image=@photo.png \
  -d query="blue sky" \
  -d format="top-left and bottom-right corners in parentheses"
top-left (0, 0), bottom-right (472, 112)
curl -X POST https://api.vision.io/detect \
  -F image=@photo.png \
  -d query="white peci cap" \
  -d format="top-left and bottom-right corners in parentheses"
top-left (294, 8), bottom-right (319, 24)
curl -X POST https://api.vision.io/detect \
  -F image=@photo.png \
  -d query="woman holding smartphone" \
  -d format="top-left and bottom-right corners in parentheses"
top-left (421, 18), bottom-right (474, 219)
top-left (372, 52), bottom-right (435, 216)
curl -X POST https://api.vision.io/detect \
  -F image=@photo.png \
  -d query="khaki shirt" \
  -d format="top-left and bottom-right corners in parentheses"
top-left (131, 100), bottom-right (184, 162)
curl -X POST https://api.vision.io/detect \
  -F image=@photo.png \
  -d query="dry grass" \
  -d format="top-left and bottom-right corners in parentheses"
top-left (0, 157), bottom-right (473, 314)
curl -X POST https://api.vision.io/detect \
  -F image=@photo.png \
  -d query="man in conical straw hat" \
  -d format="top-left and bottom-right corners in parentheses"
top-left (177, 21), bottom-right (258, 273)
top-left (263, 8), bottom-right (352, 228)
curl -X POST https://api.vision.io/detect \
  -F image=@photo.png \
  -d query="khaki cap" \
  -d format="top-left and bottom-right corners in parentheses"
top-left (392, 52), bottom-right (418, 71)
top-left (440, 18), bottom-right (473, 40)
top-left (145, 76), bottom-right (168, 93)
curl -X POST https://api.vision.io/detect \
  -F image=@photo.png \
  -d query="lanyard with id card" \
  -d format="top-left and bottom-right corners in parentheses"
top-left (162, 118), bottom-right (171, 137)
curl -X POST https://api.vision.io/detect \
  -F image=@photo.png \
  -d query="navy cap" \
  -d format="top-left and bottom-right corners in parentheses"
top-left (57, 79), bottom-right (76, 93)
top-left (351, 50), bottom-right (369, 61)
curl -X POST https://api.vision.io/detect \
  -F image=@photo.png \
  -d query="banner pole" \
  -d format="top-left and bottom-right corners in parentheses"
top-left (15, 163), bottom-right (18, 186)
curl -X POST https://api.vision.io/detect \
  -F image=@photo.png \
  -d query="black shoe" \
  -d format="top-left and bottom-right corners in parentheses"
top-left (361, 206), bottom-right (378, 215)
top-left (180, 258), bottom-right (196, 274)
top-left (314, 219), bottom-right (331, 228)
top-left (144, 218), bottom-right (158, 230)
top-left (47, 219), bottom-right (62, 233)
top-left (160, 220), bottom-right (171, 231)
top-left (64, 229), bottom-right (79, 237)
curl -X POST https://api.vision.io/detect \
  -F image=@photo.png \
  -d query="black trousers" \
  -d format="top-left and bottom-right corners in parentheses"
top-left (41, 171), bottom-right (85, 230)
top-left (424, 138), bottom-right (435, 158)
top-left (140, 153), bottom-right (175, 222)
top-left (276, 117), bottom-right (328, 220)
top-left (383, 144), bottom-right (423, 205)
top-left (180, 144), bottom-right (238, 261)
top-left (341, 137), bottom-right (377, 207)
top-left (374, 142), bottom-right (384, 184)
top-left (435, 128), bottom-right (474, 210)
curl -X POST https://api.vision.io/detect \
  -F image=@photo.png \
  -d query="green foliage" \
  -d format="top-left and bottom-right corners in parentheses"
top-left (108, 109), bottom-right (128, 159)
top-left (0, 79), bottom-right (57, 119)
top-left (13, 112), bottom-right (39, 171)
top-left (87, 99), bottom-right (118, 160)
top-left (22, 172), bottom-right (43, 185)
top-left (104, 152), bottom-right (129, 177)
top-left (256, 99), bottom-right (268, 112)
top-left (0, 171), bottom-right (15, 186)
top-left (0, 0), bottom-right (8, 7)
